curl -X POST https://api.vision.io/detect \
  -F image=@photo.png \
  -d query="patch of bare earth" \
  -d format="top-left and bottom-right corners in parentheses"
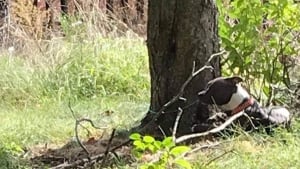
top-left (30, 136), bottom-right (133, 168)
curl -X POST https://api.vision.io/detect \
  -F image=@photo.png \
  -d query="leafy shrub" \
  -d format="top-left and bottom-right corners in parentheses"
top-left (217, 0), bottom-right (300, 105)
top-left (130, 133), bottom-right (192, 169)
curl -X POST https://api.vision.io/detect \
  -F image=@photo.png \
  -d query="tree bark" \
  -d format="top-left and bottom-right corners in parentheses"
top-left (140, 0), bottom-right (220, 137)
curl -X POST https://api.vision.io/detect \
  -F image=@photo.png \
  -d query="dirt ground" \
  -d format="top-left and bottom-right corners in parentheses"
top-left (30, 135), bottom-right (133, 168)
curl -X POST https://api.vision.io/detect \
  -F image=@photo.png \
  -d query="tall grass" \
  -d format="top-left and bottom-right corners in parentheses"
top-left (0, 7), bottom-right (150, 147)
top-left (0, 1), bottom-right (151, 166)
top-left (0, 36), bottom-right (149, 139)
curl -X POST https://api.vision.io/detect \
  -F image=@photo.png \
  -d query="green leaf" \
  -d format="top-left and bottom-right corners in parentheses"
top-left (129, 133), bottom-right (141, 141)
top-left (143, 135), bottom-right (155, 143)
top-left (162, 137), bottom-right (175, 148)
top-left (141, 164), bottom-right (155, 169)
top-left (263, 86), bottom-right (270, 96)
top-left (147, 144), bottom-right (156, 153)
top-left (170, 146), bottom-right (191, 156)
top-left (175, 159), bottom-right (192, 169)
top-left (133, 140), bottom-right (145, 150)
top-left (153, 141), bottom-right (162, 149)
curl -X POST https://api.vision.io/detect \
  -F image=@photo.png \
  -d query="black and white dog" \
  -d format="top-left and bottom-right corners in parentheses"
top-left (197, 76), bottom-right (290, 131)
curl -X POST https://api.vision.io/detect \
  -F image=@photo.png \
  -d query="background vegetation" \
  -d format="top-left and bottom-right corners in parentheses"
top-left (0, 0), bottom-right (299, 168)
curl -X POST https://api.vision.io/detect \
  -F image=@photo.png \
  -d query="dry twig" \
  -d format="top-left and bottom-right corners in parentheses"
top-left (188, 141), bottom-right (227, 154)
top-left (100, 129), bottom-right (116, 168)
top-left (75, 119), bottom-right (91, 160)
top-left (68, 101), bottom-right (109, 166)
top-left (204, 149), bottom-right (234, 166)
top-left (172, 107), bottom-right (183, 142)
top-left (175, 111), bottom-right (245, 144)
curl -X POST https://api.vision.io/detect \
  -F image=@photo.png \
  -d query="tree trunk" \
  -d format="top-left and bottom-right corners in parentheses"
top-left (140, 0), bottom-right (220, 137)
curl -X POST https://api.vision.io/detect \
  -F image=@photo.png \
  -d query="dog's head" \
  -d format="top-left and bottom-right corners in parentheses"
top-left (198, 76), bottom-right (250, 111)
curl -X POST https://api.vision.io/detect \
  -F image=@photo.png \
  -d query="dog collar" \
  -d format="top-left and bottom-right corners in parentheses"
top-left (231, 97), bottom-right (254, 115)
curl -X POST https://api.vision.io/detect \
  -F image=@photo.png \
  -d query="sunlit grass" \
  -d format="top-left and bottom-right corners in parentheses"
top-left (192, 123), bottom-right (300, 169)
top-left (0, 36), bottom-right (150, 169)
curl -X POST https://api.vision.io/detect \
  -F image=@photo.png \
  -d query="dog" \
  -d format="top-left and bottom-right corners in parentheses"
top-left (197, 76), bottom-right (291, 131)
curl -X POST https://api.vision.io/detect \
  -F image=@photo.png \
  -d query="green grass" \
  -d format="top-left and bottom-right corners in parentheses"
top-left (0, 37), bottom-right (149, 144)
top-left (192, 124), bottom-right (300, 169)
top-left (0, 20), bottom-right (299, 169)
top-left (0, 36), bottom-right (150, 168)
top-left (1, 37), bottom-right (300, 168)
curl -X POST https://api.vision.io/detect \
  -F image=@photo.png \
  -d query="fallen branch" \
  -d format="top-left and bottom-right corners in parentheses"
top-left (175, 111), bottom-right (245, 144)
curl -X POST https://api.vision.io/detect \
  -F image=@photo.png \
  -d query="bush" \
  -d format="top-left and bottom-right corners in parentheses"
top-left (217, 0), bottom-right (300, 105)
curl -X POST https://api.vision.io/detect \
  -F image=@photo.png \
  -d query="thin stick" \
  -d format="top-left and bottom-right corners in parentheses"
top-left (175, 111), bottom-right (244, 144)
top-left (206, 50), bottom-right (226, 64)
top-left (242, 113), bottom-right (258, 130)
top-left (204, 149), bottom-right (234, 166)
top-left (161, 64), bottom-right (213, 111)
top-left (100, 129), bottom-right (116, 168)
top-left (75, 120), bottom-right (91, 160)
top-left (68, 101), bottom-right (108, 163)
top-left (188, 141), bottom-right (227, 154)
top-left (68, 101), bottom-right (90, 160)
top-left (172, 107), bottom-right (183, 142)
top-left (158, 125), bottom-right (167, 138)
top-left (175, 141), bottom-right (228, 161)
top-left (68, 101), bottom-right (107, 130)
top-left (76, 118), bottom-right (108, 130)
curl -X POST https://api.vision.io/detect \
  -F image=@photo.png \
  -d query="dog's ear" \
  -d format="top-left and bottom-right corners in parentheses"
top-left (225, 76), bottom-right (243, 84)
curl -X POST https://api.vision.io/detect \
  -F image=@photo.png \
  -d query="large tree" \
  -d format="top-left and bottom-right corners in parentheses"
top-left (138, 0), bottom-right (221, 137)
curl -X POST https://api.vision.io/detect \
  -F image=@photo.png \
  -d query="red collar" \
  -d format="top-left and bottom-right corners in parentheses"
top-left (231, 97), bottom-right (254, 115)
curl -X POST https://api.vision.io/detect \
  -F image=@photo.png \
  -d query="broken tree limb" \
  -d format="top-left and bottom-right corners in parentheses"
top-left (175, 111), bottom-right (245, 144)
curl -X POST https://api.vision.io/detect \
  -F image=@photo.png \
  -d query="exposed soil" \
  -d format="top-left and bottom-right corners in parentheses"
top-left (30, 135), bottom-right (133, 168)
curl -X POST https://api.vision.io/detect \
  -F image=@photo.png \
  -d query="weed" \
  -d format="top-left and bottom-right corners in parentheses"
top-left (130, 133), bottom-right (192, 169)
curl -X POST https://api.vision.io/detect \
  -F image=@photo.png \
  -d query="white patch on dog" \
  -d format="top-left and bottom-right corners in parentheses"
top-left (219, 84), bottom-right (250, 111)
